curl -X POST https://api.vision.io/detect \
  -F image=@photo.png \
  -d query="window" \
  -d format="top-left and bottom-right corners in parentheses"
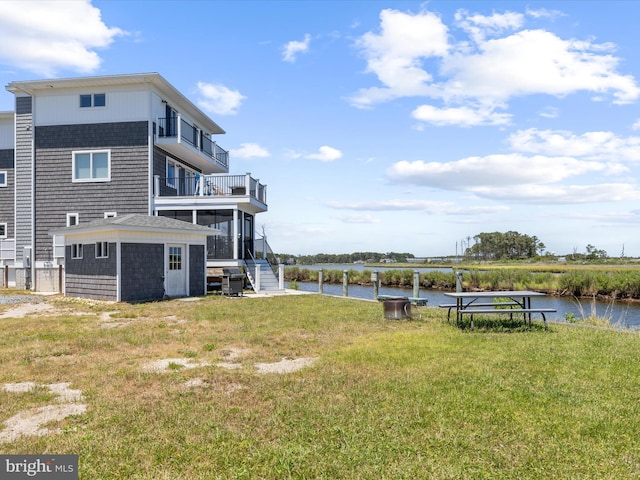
top-left (0, 171), bottom-right (6, 187)
top-left (96, 242), bottom-right (109, 258)
top-left (80, 93), bottom-right (106, 108)
top-left (104, 212), bottom-right (117, 218)
top-left (71, 244), bottom-right (83, 259)
top-left (73, 150), bottom-right (110, 182)
top-left (0, 223), bottom-right (6, 239)
top-left (166, 160), bottom-right (176, 188)
top-left (67, 213), bottom-right (79, 227)
top-left (169, 246), bottom-right (182, 270)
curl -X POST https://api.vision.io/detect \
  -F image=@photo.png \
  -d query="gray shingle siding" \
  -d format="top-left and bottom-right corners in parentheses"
top-left (0, 149), bottom-right (14, 238)
top-left (64, 242), bottom-right (118, 300)
top-left (34, 121), bottom-right (150, 261)
top-left (121, 243), bottom-right (164, 302)
top-left (189, 244), bottom-right (204, 296)
top-left (14, 97), bottom-right (33, 260)
top-left (153, 145), bottom-right (202, 197)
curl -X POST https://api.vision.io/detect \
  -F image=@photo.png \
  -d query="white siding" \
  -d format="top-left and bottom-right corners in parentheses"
top-left (34, 86), bottom-right (151, 126)
top-left (0, 117), bottom-right (14, 149)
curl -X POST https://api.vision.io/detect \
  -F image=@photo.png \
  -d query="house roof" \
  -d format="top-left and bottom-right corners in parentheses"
top-left (49, 214), bottom-right (220, 237)
top-left (5, 72), bottom-right (225, 135)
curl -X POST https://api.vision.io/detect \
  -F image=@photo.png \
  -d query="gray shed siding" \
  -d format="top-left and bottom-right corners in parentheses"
top-left (189, 244), bottom-right (205, 296)
top-left (34, 121), bottom-right (150, 261)
top-left (14, 96), bottom-right (33, 262)
top-left (64, 242), bottom-right (118, 300)
top-left (0, 149), bottom-right (14, 238)
top-left (120, 243), bottom-right (164, 302)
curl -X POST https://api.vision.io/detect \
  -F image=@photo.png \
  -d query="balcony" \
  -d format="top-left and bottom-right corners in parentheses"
top-left (155, 116), bottom-right (229, 174)
top-left (153, 173), bottom-right (268, 214)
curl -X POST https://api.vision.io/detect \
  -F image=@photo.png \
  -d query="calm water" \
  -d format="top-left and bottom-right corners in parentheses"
top-left (290, 264), bottom-right (640, 329)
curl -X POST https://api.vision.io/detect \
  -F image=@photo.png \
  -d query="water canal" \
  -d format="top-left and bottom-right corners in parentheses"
top-left (289, 264), bottom-right (640, 329)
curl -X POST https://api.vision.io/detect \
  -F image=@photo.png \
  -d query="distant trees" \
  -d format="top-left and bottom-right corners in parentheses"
top-left (465, 231), bottom-right (546, 260)
top-left (276, 251), bottom-right (415, 265)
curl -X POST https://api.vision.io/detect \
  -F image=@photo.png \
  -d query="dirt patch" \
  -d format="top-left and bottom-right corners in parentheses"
top-left (255, 357), bottom-right (319, 374)
top-left (0, 303), bottom-right (56, 319)
top-left (141, 358), bottom-right (211, 373)
top-left (1, 382), bottom-right (86, 443)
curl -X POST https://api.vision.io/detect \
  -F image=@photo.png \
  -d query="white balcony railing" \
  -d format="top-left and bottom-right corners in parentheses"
top-left (156, 116), bottom-right (229, 170)
top-left (154, 173), bottom-right (267, 205)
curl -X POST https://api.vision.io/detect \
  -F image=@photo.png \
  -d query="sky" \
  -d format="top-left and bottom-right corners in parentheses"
top-left (1, 1), bottom-right (639, 258)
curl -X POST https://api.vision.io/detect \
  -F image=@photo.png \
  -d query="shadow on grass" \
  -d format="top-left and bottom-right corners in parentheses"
top-left (456, 315), bottom-right (548, 333)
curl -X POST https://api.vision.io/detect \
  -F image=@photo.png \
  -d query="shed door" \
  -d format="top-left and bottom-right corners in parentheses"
top-left (166, 244), bottom-right (187, 297)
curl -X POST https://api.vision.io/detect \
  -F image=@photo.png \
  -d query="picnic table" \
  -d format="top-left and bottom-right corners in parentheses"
top-left (440, 291), bottom-right (555, 330)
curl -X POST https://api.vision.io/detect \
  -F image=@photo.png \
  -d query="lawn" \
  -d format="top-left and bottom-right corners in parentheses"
top-left (1, 292), bottom-right (640, 479)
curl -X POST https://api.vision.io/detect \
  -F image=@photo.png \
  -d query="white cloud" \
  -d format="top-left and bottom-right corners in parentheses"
top-left (349, 9), bottom-right (449, 107)
top-left (508, 128), bottom-right (640, 162)
top-left (471, 183), bottom-right (640, 204)
top-left (196, 82), bottom-right (246, 115)
top-left (305, 146), bottom-right (343, 162)
top-left (327, 199), bottom-right (509, 216)
top-left (454, 9), bottom-right (524, 43)
top-left (336, 213), bottom-right (382, 224)
top-left (282, 34), bottom-right (311, 63)
top-left (0, 0), bottom-right (125, 75)
top-left (411, 104), bottom-right (511, 126)
top-left (386, 154), bottom-right (624, 191)
top-left (350, 8), bottom-right (640, 122)
top-left (230, 143), bottom-right (270, 159)
top-left (632, 120), bottom-right (640, 131)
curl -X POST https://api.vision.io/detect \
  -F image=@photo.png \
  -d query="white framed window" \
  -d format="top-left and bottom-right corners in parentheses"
top-left (0, 171), bottom-right (6, 187)
top-left (67, 213), bottom-right (79, 227)
top-left (73, 150), bottom-right (110, 182)
top-left (71, 244), bottom-right (83, 259)
top-left (104, 212), bottom-right (117, 218)
top-left (0, 223), bottom-right (6, 239)
top-left (96, 242), bottom-right (109, 258)
top-left (80, 93), bottom-right (106, 108)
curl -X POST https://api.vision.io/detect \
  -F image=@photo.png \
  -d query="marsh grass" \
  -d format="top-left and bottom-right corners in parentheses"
top-left (1, 293), bottom-right (640, 478)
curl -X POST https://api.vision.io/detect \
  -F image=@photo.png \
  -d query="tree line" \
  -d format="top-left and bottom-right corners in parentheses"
top-left (276, 251), bottom-right (415, 265)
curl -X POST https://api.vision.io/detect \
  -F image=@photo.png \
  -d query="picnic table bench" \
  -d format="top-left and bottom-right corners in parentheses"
top-left (441, 291), bottom-right (555, 330)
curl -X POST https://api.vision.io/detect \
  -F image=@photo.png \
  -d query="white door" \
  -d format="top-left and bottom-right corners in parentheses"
top-left (166, 244), bottom-right (187, 297)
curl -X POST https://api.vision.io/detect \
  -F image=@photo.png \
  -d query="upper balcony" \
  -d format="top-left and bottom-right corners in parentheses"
top-left (155, 115), bottom-right (229, 174)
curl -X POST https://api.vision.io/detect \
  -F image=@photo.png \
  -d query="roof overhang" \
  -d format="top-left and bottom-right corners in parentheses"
top-left (6, 73), bottom-right (225, 135)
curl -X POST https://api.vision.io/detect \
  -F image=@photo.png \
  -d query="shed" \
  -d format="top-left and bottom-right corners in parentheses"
top-left (49, 214), bottom-right (219, 302)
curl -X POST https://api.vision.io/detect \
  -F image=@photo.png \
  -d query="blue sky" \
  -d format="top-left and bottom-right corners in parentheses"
top-left (1, 1), bottom-right (640, 257)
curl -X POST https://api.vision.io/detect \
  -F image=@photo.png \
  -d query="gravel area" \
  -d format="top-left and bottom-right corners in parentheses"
top-left (0, 295), bottom-right (43, 304)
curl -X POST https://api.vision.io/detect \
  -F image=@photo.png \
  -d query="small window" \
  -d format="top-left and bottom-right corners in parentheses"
top-left (80, 95), bottom-right (92, 108)
top-left (104, 212), bottom-right (117, 218)
top-left (169, 246), bottom-right (182, 270)
top-left (0, 223), bottom-right (6, 239)
top-left (0, 171), bottom-right (6, 187)
top-left (67, 213), bottom-right (79, 227)
top-left (80, 93), bottom-right (106, 108)
top-left (71, 244), bottom-right (83, 259)
top-left (73, 150), bottom-right (110, 182)
top-left (93, 93), bottom-right (106, 107)
top-left (96, 242), bottom-right (109, 258)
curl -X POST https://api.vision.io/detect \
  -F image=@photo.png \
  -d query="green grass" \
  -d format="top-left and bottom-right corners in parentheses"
top-left (1, 293), bottom-right (640, 478)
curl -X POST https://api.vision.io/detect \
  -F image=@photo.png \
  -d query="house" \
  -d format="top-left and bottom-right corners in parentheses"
top-left (49, 214), bottom-right (217, 301)
top-left (1, 73), bottom-right (278, 295)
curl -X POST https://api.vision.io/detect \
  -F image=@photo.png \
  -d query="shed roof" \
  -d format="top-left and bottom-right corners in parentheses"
top-left (49, 214), bottom-right (219, 236)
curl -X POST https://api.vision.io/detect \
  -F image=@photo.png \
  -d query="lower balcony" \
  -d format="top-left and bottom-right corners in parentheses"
top-left (153, 173), bottom-right (268, 213)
